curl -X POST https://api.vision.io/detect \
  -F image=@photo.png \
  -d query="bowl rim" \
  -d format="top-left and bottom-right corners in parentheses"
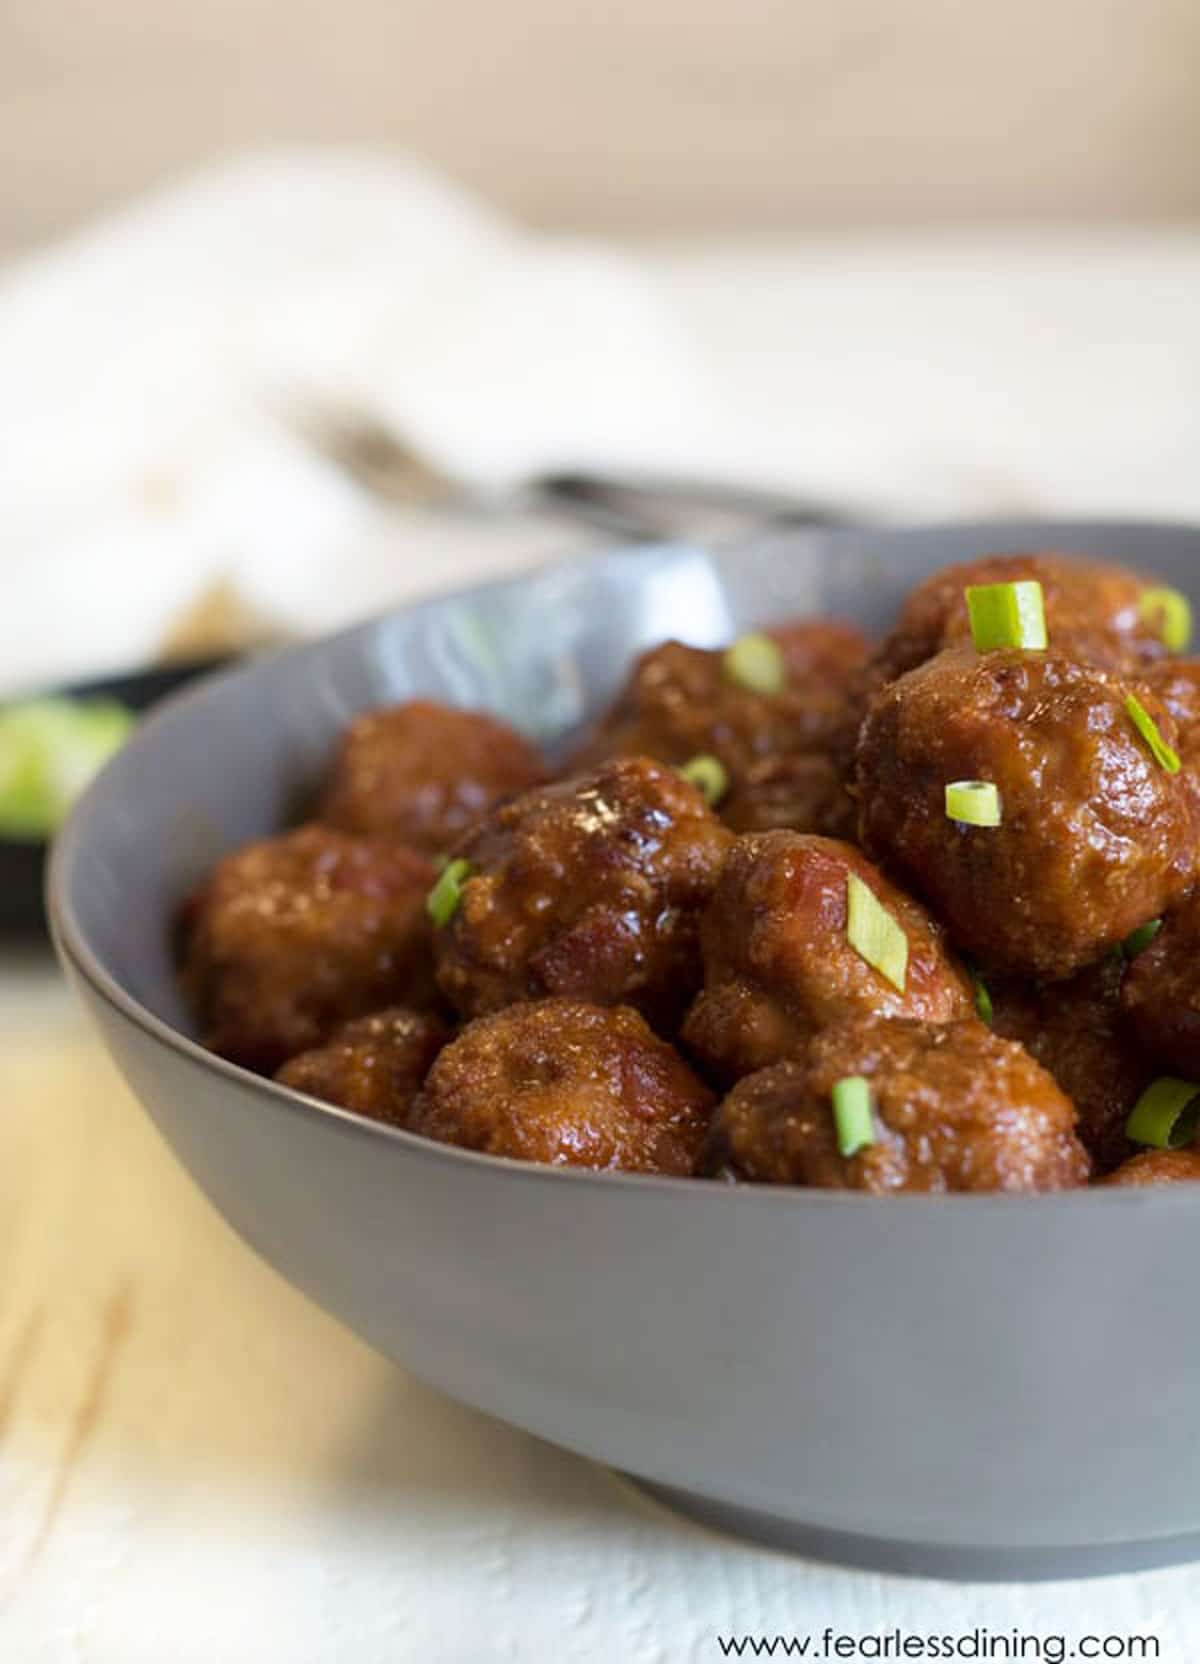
top-left (48, 520), bottom-right (1200, 1211)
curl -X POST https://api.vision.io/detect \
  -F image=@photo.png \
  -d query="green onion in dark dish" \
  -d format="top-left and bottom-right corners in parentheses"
top-left (945, 780), bottom-right (1002, 828)
top-left (965, 580), bottom-right (1048, 652)
top-left (722, 633), bottom-right (785, 696)
top-left (678, 753), bottom-right (729, 808)
top-left (1125, 694), bottom-right (1181, 774)
top-left (1139, 585), bottom-right (1192, 654)
top-left (832, 1075), bottom-right (875, 1158)
top-left (426, 858), bottom-right (472, 927)
top-left (0, 697), bottom-right (135, 839)
top-left (845, 873), bottom-right (908, 993)
top-left (1123, 918), bottom-right (1163, 960)
top-left (1126, 1079), bottom-right (1200, 1151)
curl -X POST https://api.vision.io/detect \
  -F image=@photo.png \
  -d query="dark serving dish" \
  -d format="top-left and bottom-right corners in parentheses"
top-left (48, 522), bottom-right (1200, 1580)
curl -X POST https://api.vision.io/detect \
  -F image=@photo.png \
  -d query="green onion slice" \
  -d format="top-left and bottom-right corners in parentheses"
top-left (678, 753), bottom-right (729, 807)
top-left (832, 1075), bottom-right (875, 1158)
top-left (722, 633), bottom-right (786, 696)
top-left (965, 580), bottom-right (1048, 653)
top-left (1126, 1078), bottom-right (1200, 1150)
top-left (945, 780), bottom-right (1002, 827)
top-left (0, 696), bottom-right (135, 838)
top-left (846, 873), bottom-right (909, 993)
top-left (961, 955), bottom-right (993, 1023)
top-left (425, 857), bottom-right (471, 927)
top-left (1123, 918), bottom-right (1163, 960)
top-left (1139, 586), bottom-right (1193, 654)
top-left (1125, 694), bottom-right (1181, 774)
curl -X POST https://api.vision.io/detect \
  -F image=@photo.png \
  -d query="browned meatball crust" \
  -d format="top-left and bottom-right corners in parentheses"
top-left (570, 638), bottom-right (859, 838)
top-left (990, 959), bottom-right (1149, 1174)
top-left (409, 998), bottom-right (715, 1173)
top-left (703, 1016), bottom-right (1089, 1193)
top-left (276, 1006), bottom-right (449, 1126)
top-left (873, 552), bottom-right (1169, 685)
top-left (681, 832), bottom-right (972, 1082)
top-left (1122, 892), bottom-right (1200, 1077)
top-left (320, 700), bottom-right (545, 854)
top-left (182, 824), bottom-right (437, 1073)
top-left (858, 648), bottom-right (1198, 982)
top-left (721, 750), bottom-right (856, 840)
top-left (768, 617), bottom-right (871, 685)
top-left (1140, 659), bottom-right (1200, 769)
top-left (759, 622), bottom-right (870, 839)
top-left (573, 635), bottom-right (861, 770)
top-left (433, 755), bottom-right (732, 1028)
top-left (1104, 1149), bottom-right (1200, 1187)
top-left (836, 554), bottom-right (1173, 809)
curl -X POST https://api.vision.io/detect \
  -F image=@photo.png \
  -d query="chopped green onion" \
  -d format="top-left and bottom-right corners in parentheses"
top-left (425, 857), bottom-right (471, 927)
top-left (945, 780), bottom-right (1002, 827)
top-left (961, 955), bottom-right (994, 1023)
top-left (832, 1075), bottom-right (875, 1158)
top-left (1123, 918), bottom-right (1163, 960)
top-left (846, 873), bottom-right (908, 993)
top-left (1126, 1078), bottom-right (1200, 1150)
top-left (678, 753), bottom-right (729, 807)
top-left (1125, 694), bottom-right (1181, 774)
top-left (0, 697), bottom-right (135, 838)
top-left (965, 580), bottom-right (1048, 652)
top-left (1139, 586), bottom-right (1193, 654)
top-left (722, 633), bottom-right (786, 696)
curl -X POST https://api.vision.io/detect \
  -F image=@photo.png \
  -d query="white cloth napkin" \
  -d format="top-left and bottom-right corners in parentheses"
top-left (0, 150), bottom-right (724, 691)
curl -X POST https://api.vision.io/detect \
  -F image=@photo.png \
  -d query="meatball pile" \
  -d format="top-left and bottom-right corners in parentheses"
top-left (181, 550), bottom-right (1200, 1190)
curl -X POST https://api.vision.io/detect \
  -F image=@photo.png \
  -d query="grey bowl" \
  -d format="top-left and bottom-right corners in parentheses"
top-left (49, 521), bottom-right (1200, 1582)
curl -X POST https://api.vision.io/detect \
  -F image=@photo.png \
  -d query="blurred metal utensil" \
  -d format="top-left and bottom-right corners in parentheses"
top-left (287, 400), bottom-right (849, 541)
top-left (286, 404), bottom-right (463, 510)
top-left (534, 469), bottom-right (849, 542)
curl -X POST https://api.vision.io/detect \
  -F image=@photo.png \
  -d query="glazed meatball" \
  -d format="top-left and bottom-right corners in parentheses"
top-left (409, 999), bottom-right (715, 1173)
top-left (276, 1006), bottom-right (449, 1126)
top-left (570, 638), bottom-right (859, 838)
top-left (1104, 1149), bottom-right (1200, 1187)
top-left (434, 756), bottom-right (732, 1028)
top-left (858, 649), bottom-right (1198, 981)
top-left (990, 959), bottom-right (1150, 1174)
top-left (1140, 659), bottom-right (1200, 769)
top-left (768, 617), bottom-right (871, 685)
top-left (702, 1015), bottom-right (1089, 1193)
top-left (721, 750), bottom-right (856, 840)
top-left (681, 832), bottom-right (972, 1082)
top-left (1122, 892), bottom-right (1200, 1077)
top-left (320, 700), bottom-right (545, 854)
top-left (873, 552), bottom-right (1170, 685)
top-left (182, 824), bottom-right (437, 1073)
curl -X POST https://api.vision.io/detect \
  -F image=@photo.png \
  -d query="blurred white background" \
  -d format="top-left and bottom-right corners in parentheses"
top-left (1, 0), bottom-right (1199, 692)
top-left (5, 0), bottom-right (1199, 249)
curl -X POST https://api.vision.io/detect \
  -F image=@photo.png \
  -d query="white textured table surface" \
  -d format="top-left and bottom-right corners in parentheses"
top-left (4, 952), bottom-right (1200, 1661)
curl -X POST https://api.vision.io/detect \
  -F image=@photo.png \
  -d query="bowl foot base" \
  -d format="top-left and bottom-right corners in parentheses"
top-left (625, 1477), bottom-right (1200, 1583)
